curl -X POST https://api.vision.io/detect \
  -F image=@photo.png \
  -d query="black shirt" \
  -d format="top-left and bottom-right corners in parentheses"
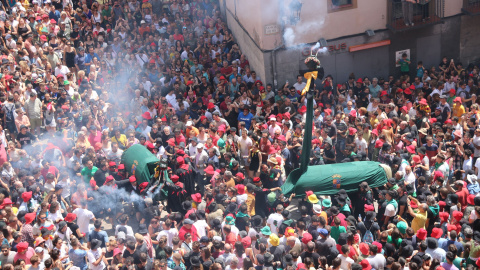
top-left (16, 132), bottom-right (36, 148)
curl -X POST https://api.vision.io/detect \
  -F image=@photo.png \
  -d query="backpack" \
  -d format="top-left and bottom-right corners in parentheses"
top-left (5, 104), bottom-right (14, 122)
top-left (362, 223), bottom-right (374, 244)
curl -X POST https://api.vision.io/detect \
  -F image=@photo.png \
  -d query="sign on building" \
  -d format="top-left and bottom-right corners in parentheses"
top-left (265, 24), bottom-right (280, 35)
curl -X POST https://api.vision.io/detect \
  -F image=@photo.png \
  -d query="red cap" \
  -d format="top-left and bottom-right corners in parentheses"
top-left (439, 211), bottom-right (449, 222)
top-left (25, 212), bottom-right (36, 224)
top-left (431, 227), bottom-right (442, 238)
top-left (447, 224), bottom-right (457, 232)
top-left (204, 166), bottom-right (215, 175)
top-left (118, 164), bottom-right (125, 170)
top-left (450, 88), bottom-right (456, 94)
top-left (283, 112), bottom-right (291, 119)
top-left (401, 106), bottom-right (408, 112)
top-left (65, 213), bottom-right (77, 222)
top-left (434, 171), bottom-right (444, 180)
top-left (241, 236), bottom-right (251, 248)
top-left (372, 241), bottom-right (382, 251)
top-left (453, 210), bottom-right (463, 221)
top-left (186, 80), bottom-right (194, 86)
top-left (444, 119), bottom-right (453, 125)
top-left (429, 118), bottom-right (437, 124)
top-left (105, 175), bottom-right (114, 183)
top-left (380, 91), bottom-right (387, 97)
top-left (236, 172), bottom-right (245, 180)
top-left (298, 106), bottom-right (307, 114)
top-left (108, 161), bottom-right (116, 167)
top-left (364, 204), bottom-right (374, 212)
top-left (454, 97), bottom-right (462, 103)
top-left (253, 177), bottom-right (260, 183)
top-left (170, 175), bottom-right (179, 182)
top-left (360, 259), bottom-right (372, 270)
top-left (22, 191), bottom-right (32, 202)
top-left (404, 88), bottom-right (412, 95)
top-left (416, 228), bottom-right (427, 240)
top-left (235, 184), bottom-right (245, 195)
top-left (406, 144), bottom-right (416, 154)
top-left (16, 242), bottom-right (29, 252)
top-left (208, 103), bottom-right (215, 110)
top-left (374, 140), bottom-right (384, 148)
top-left (359, 243), bottom-right (369, 255)
top-left (356, 78), bottom-right (363, 84)
top-left (200, 116), bottom-right (207, 121)
top-left (50, 19), bottom-right (56, 24)
top-left (142, 111), bottom-right (152, 120)
top-left (89, 178), bottom-right (96, 188)
top-left (167, 138), bottom-right (175, 146)
top-left (40, 35), bottom-right (47, 42)
top-left (129, 175), bottom-right (136, 183)
top-left (219, 76), bottom-right (226, 80)
top-left (177, 156), bottom-right (184, 165)
top-left (139, 182), bottom-right (148, 189)
top-left (301, 233), bottom-right (313, 244)
top-left (191, 193), bottom-right (202, 203)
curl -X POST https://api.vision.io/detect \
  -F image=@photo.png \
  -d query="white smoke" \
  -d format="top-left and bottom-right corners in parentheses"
top-left (282, 17), bottom-right (326, 48)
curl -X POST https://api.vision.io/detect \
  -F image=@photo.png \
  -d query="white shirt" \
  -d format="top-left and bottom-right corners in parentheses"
top-left (337, 254), bottom-right (354, 270)
top-left (266, 212), bottom-right (284, 235)
top-left (72, 208), bottom-right (95, 234)
top-left (474, 158), bottom-right (480, 179)
top-left (355, 138), bottom-right (368, 153)
top-left (88, 248), bottom-right (106, 270)
top-left (193, 220), bottom-right (209, 238)
top-left (115, 224), bottom-right (134, 237)
top-left (463, 157), bottom-right (473, 179)
top-left (238, 137), bottom-right (253, 157)
top-left (384, 203), bottom-right (397, 217)
top-left (405, 172), bottom-right (416, 190)
top-left (157, 228), bottom-right (178, 247)
top-left (473, 135), bottom-right (480, 157)
top-left (293, 82), bottom-right (306, 91)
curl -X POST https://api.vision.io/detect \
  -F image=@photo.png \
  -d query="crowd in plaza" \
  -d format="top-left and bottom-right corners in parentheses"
top-left (0, 0), bottom-right (479, 270)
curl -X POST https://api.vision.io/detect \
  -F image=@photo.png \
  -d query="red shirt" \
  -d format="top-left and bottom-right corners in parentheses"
top-left (456, 187), bottom-right (469, 211)
top-left (178, 225), bottom-right (198, 242)
top-left (41, 166), bottom-right (59, 180)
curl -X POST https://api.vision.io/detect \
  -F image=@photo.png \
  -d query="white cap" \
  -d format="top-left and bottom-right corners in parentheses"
top-left (35, 247), bottom-right (43, 253)
top-left (197, 143), bottom-right (204, 149)
top-left (186, 121), bottom-right (193, 127)
top-left (140, 20), bottom-right (146, 24)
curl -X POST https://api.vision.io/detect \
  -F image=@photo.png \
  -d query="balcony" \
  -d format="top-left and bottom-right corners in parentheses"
top-left (386, 0), bottom-right (445, 32)
top-left (462, 0), bottom-right (480, 15)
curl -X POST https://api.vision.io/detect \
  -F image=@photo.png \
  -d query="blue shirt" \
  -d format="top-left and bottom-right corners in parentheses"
top-left (69, 248), bottom-right (88, 270)
top-left (238, 112), bottom-right (253, 130)
top-left (84, 53), bottom-right (99, 74)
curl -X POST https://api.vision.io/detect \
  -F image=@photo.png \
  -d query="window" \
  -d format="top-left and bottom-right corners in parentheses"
top-left (328, 0), bottom-right (357, 13)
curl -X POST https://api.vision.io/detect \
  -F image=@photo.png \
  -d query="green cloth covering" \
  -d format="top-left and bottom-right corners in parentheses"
top-left (281, 161), bottom-right (388, 197)
top-left (121, 144), bottom-right (160, 184)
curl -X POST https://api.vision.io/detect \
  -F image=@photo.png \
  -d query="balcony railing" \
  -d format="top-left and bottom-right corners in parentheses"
top-left (387, 0), bottom-right (445, 32)
top-left (463, 0), bottom-right (480, 15)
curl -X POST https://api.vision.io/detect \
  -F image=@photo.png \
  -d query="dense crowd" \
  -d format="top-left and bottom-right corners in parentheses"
top-left (0, 0), bottom-right (479, 270)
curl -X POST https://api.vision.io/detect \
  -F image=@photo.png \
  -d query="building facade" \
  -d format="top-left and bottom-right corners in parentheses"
top-left (220, 0), bottom-right (480, 89)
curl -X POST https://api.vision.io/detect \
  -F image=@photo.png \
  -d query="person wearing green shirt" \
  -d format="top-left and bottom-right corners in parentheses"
top-left (330, 216), bottom-right (346, 242)
top-left (396, 53), bottom-right (411, 76)
top-left (81, 159), bottom-right (98, 184)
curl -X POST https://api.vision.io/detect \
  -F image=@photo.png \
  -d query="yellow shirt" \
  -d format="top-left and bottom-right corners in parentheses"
top-left (111, 134), bottom-right (128, 148)
top-left (411, 211), bottom-right (427, 233)
top-left (246, 193), bottom-right (255, 216)
top-left (452, 104), bottom-right (465, 118)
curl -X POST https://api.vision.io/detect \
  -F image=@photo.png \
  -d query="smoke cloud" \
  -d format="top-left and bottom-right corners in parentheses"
top-left (282, 18), bottom-right (326, 48)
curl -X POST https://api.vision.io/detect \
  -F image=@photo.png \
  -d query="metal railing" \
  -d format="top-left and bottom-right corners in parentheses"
top-left (463, 0), bottom-right (480, 15)
top-left (387, 0), bottom-right (445, 32)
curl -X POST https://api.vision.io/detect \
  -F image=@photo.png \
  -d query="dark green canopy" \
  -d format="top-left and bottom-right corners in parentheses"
top-left (121, 144), bottom-right (159, 183)
top-left (281, 161), bottom-right (388, 197)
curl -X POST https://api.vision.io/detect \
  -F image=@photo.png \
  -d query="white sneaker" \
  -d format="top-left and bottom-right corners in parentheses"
top-left (411, 22), bottom-right (414, 26)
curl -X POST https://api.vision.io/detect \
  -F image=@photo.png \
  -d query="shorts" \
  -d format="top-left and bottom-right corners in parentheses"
top-left (30, 118), bottom-right (42, 131)
top-left (241, 157), bottom-right (250, 167)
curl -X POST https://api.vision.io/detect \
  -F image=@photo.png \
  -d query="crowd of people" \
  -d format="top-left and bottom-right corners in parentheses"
top-left (0, 0), bottom-right (479, 270)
